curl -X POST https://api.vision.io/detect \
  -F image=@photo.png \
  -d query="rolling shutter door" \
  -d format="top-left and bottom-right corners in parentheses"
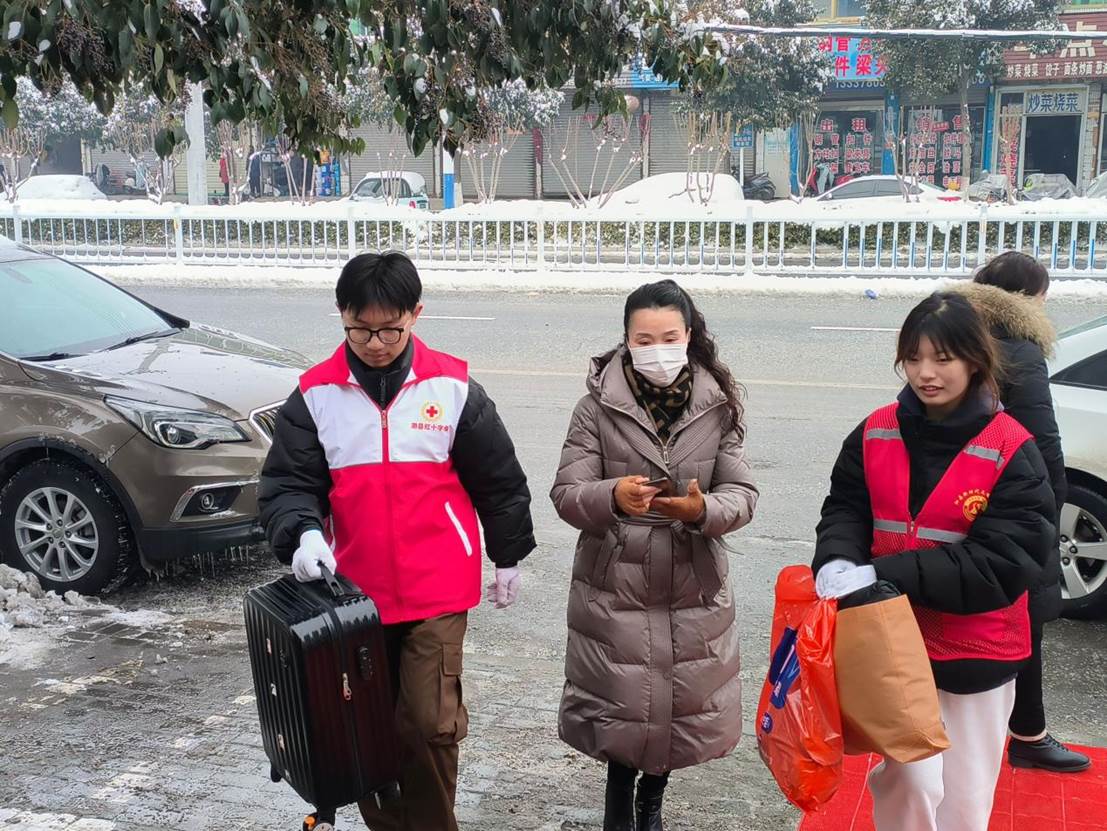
top-left (542, 100), bottom-right (644, 197)
top-left (349, 124), bottom-right (436, 195)
top-left (459, 132), bottom-right (536, 199)
top-left (645, 95), bottom-right (689, 177)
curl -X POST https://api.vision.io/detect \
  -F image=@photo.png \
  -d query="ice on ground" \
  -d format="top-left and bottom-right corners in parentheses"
top-left (0, 564), bottom-right (175, 669)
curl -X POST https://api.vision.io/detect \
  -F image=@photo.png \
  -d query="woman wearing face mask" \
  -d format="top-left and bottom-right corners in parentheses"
top-left (813, 292), bottom-right (1056, 831)
top-left (956, 253), bottom-right (1089, 773)
top-left (550, 279), bottom-right (758, 831)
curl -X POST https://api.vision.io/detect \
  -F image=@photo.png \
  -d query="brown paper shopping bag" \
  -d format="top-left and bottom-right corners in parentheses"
top-left (834, 592), bottom-right (950, 763)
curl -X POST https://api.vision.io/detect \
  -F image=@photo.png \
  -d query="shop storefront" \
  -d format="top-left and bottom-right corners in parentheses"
top-left (790, 36), bottom-right (887, 193)
top-left (902, 102), bottom-right (986, 189)
top-left (996, 10), bottom-right (1107, 188)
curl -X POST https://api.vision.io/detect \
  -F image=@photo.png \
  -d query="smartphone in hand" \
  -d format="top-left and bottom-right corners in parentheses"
top-left (642, 477), bottom-right (677, 497)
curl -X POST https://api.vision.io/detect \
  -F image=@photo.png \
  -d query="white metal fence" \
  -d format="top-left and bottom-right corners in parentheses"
top-left (2, 203), bottom-right (1106, 277)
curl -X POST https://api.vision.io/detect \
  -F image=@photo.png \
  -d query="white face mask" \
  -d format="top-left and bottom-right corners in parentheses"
top-left (629, 343), bottom-right (689, 387)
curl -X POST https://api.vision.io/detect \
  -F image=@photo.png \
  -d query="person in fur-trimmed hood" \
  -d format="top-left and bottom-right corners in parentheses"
top-left (954, 252), bottom-right (1090, 773)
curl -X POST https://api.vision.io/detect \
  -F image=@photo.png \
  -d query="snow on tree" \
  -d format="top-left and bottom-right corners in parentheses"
top-left (460, 80), bottom-right (563, 203)
top-left (359, 1), bottom-right (758, 157)
top-left (643, 1), bottom-right (825, 205)
top-left (0, 127), bottom-right (46, 202)
top-left (867, 0), bottom-right (1063, 197)
top-left (675, 0), bottom-right (828, 130)
top-left (101, 88), bottom-right (188, 204)
top-left (3, 1), bottom-right (743, 163)
top-left (15, 78), bottom-right (106, 142)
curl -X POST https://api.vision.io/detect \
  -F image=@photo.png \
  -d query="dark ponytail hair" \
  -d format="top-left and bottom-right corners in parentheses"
top-left (974, 251), bottom-right (1050, 296)
top-left (896, 291), bottom-right (1003, 408)
top-left (622, 279), bottom-right (745, 433)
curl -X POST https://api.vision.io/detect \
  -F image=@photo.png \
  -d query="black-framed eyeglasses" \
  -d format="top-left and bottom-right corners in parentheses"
top-left (344, 325), bottom-right (405, 346)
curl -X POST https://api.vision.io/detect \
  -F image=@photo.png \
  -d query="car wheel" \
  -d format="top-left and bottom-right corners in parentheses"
top-left (1059, 483), bottom-right (1107, 619)
top-left (0, 459), bottom-right (135, 596)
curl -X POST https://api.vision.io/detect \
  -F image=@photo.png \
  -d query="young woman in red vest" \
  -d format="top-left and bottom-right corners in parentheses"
top-left (813, 291), bottom-right (1056, 831)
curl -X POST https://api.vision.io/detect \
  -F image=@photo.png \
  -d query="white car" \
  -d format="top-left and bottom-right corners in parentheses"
top-left (817, 175), bottom-right (960, 204)
top-left (1049, 315), bottom-right (1107, 617)
top-left (349, 171), bottom-right (430, 210)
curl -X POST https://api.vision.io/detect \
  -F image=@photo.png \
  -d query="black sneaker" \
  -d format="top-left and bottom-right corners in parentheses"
top-left (1008, 734), bottom-right (1092, 773)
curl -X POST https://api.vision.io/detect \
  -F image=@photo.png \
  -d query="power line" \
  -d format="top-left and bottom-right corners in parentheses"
top-left (701, 24), bottom-right (1103, 42)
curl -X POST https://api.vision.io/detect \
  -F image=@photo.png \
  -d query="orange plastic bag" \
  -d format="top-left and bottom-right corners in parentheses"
top-left (756, 565), bottom-right (843, 813)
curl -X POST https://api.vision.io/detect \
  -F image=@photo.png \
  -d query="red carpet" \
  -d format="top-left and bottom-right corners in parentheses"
top-left (797, 744), bottom-right (1107, 831)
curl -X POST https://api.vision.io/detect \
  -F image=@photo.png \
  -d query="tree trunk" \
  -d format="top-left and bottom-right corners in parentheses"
top-left (959, 72), bottom-right (972, 201)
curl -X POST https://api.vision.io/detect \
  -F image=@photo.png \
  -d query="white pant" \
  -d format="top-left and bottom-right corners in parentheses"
top-left (869, 680), bottom-right (1016, 831)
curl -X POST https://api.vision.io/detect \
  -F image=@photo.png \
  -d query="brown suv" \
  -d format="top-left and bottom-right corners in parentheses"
top-left (0, 239), bottom-right (308, 594)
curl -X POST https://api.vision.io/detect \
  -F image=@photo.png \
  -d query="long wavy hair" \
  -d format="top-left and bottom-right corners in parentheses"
top-left (620, 279), bottom-right (745, 434)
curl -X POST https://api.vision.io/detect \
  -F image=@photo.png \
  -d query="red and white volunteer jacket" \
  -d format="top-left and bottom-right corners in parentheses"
top-left (260, 331), bottom-right (542, 625)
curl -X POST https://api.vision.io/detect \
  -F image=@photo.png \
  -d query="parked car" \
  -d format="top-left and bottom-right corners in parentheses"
top-left (349, 171), bottom-right (430, 210)
top-left (816, 175), bottom-right (961, 204)
top-left (14, 174), bottom-right (108, 201)
top-left (0, 238), bottom-right (309, 595)
top-left (1050, 314), bottom-right (1107, 618)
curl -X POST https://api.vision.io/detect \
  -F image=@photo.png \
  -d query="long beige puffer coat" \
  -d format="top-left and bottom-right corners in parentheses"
top-left (550, 347), bottom-right (758, 774)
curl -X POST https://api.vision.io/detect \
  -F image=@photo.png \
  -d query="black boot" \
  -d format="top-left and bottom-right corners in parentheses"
top-left (604, 762), bottom-right (636, 831)
top-left (635, 772), bottom-right (669, 831)
top-left (1009, 734), bottom-right (1091, 773)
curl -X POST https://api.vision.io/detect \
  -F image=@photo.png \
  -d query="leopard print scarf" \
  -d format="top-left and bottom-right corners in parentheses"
top-left (623, 356), bottom-right (693, 443)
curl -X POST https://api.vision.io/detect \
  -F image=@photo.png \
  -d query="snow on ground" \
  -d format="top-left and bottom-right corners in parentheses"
top-left (7, 181), bottom-right (1107, 223)
top-left (0, 565), bottom-right (107, 669)
top-left (586, 171), bottom-right (744, 215)
top-left (11, 175), bottom-right (109, 202)
top-left (98, 263), bottom-right (1107, 299)
top-left (0, 565), bottom-right (176, 671)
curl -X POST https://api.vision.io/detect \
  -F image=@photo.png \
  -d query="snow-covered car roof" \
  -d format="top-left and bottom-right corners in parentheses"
top-left (15, 175), bottom-right (108, 201)
top-left (354, 171), bottom-right (427, 193)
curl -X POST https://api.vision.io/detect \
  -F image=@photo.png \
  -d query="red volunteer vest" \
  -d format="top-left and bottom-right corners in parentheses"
top-left (862, 403), bottom-right (1032, 663)
top-left (299, 337), bottom-right (482, 624)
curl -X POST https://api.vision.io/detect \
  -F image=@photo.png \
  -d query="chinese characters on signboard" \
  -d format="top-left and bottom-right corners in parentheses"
top-left (811, 113), bottom-right (881, 177)
top-left (1024, 91), bottom-right (1084, 114)
top-left (906, 107), bottom-right (984, 189)
top-left (908, 114), bottom-right (963, 189)
top-left (1003, 13), bottom-right (1107, 81)
top-left (819, 36), bottom-right (888, 82)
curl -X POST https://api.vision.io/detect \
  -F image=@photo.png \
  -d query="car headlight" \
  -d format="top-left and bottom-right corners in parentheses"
top-left (106, 396), bottom-right (249, 450)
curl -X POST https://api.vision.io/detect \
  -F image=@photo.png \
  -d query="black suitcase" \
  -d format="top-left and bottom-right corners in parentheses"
top-left (244, 567), bottom-right (400, 820)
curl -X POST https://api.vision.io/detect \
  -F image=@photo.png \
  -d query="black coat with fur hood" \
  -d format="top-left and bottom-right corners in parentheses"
top-left (953, 282), bottom-right (1065, 623)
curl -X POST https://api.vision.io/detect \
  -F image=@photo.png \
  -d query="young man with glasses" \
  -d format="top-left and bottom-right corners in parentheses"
top-left (258, 251), bottom-right (536, 831)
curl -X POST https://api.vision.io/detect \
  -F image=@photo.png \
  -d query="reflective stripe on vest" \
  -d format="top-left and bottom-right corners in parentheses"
top-left (862, 402), bottom-right (1033, 663)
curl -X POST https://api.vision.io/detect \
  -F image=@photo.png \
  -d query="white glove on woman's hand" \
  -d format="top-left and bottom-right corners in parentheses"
top-left (484, 566), bottom-right (521, 609)
top-left (815, 558), bottom-right (877, 599)
top-left (291, 528), bottom-right (336, 582)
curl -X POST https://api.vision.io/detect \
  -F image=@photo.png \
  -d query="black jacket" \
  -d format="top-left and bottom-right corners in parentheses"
top-left (953, 282), bottom-right (1065, 622)
top-left (258, 341), bottom-right (536, 570)
top-left (814, 388), bottom-right (1057, 694)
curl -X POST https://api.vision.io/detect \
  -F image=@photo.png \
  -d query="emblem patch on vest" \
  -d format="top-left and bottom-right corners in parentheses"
top-left (421, 401), bottom-right (444, 422)
top-left (955, 488), bottom-right (990, 521)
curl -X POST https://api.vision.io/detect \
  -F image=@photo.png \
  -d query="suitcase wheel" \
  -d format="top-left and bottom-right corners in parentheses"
top-left (269, 765), bottom-right (282, 783)
top-left (302, 809), bottom-right (336, 831)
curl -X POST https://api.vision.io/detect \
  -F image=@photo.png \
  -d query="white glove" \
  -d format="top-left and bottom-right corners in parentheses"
top-left (484, 566), bottom-right (521, 609)
top-left (815, 558), bottom-right (877, 599)
top-left (291, 528), bottom-right (337, 583)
